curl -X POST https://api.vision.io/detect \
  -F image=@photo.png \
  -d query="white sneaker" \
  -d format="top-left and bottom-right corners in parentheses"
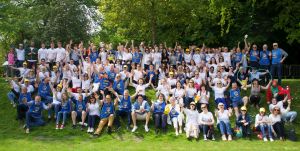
top-left (90, 128), bottom-right (94, 133)
top-left (228, 135), bottom-right (232, 141)
top-left (175, 131), bottom-right (179, 136)
top-left (56, 124), bottom-right (59, 130)
top-left (212, 137), bottom-right (215, 141)
top-left (144, 125), bottom-right (149, 132)
top-left (83, 123), bottom-right (88, 126)
top-left (222, 135), bottom-right (227, 141)
top-left (270, 138), bottom-right (274, 142)
top-left (87, 127), bottom-right (91, 133)
top-left (204, 135), bottom-right (208, 141)
top-left (132, 126), bottom-right (138, 132)
top-left (25, 128), bottom-right (30, 134)
top-left (263, 137), bottom-right (268, 142)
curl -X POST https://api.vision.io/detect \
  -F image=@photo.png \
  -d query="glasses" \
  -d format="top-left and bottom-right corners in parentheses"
top-left (201, 107), bottom-right (207, 109)
top-left (241, 110), bottom-right (246, 112)
top-left (106, 97), bottom-right (111, 99)
top-left (217, 83), bottom-right (222, 84)
top-left (274, 109), bottom-right (280, 111)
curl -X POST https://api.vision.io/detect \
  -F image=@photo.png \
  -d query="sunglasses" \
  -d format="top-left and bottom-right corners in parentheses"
top-left (201, 107), bottom-right (207, 109)
top-left (217, 83), bottom-right (222, 84)
top-left (241, 110), bottom-right (247, 112)
top-left (274, 109), bottom-right (280, 111)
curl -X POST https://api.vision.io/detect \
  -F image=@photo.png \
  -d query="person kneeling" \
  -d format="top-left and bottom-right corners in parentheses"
top-left (131, 95), bottom-right (151, 133)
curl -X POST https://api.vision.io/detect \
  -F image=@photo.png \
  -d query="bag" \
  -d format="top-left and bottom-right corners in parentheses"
top-left (207, 129), bottom-right (213, 139)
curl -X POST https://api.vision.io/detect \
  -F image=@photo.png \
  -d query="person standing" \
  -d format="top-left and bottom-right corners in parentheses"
top-left (38, 42), bottom-right (48, 63)
top-left (25, 41), bottom-right (38, 69)
top-left (47, 42), bottom-right (57, 70)
top-left (16, 44), bottom-right (25, 67)
top-left (270, 43), bottom-right (288, 85)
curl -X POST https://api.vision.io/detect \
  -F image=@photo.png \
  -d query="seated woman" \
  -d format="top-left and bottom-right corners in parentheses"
top-left (183, 102), bottom-right (199, 140)
top-left (215, 102), bottom-right (233, 141)
top-left (199, 104), bottom-right (215, 141)
top-left (255, 107), bottom-right (273, 141)
top-left (55, 93), bottom-right (71, 130)
top-left (269, 96), bottom-right (297, 124)
top-left (170, 81), bottom-right (185, 105)
top-left (131, 95), bottom-right (151, 133)
top-left (86, 95), bottom-right (100, 133)
top-left (269, 106), bottom-right (285, 141)
top-left (244, 79), bottom-right (271, 108)
top-left (165, 97), bottom-right (183, 136)
top-left (71, 94), bottom-right (87, 130)
top-left (236, 106), bottom-right (251, 139)
top-left (151, 93), bottom-right (167, 134)
top-left (93, 93), bottom-right (115, 137)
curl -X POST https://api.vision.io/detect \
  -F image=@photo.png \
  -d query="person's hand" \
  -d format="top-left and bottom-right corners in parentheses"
top-left (280, 60), bottom-right (284, 63)
top-left (100, 90), bottom-right (104, 95)
top-left (287, 99), bottom-right (291, 105)
top-left (243, 122), bottom-right (248, 126)
top-left (94, 93), bottom-right (100, 100)
top-left (150, 74), bottom-right (154, 79)
top-left (228, 108), bottom-right (233, 113)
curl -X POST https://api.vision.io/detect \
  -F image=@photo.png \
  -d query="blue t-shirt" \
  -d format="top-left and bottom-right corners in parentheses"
top-left (118, 96), bottom-right (131, 112)
top-left (18, 92), bottom-right (31, 104)
top-left (250, 50), bottom-right (259, 62)
top-left (234, 52), bottom-right (242, 62)
top-left (230, 89), bottom-right (241, 102)
top-left (169, 106), bottom-right (179, 118)
top-left (38, 82), bottom-right (51, 98)
top-left (28, 101), bottom-right (47, 118)
top-left (107, 71), bottom-right (116, 81)
top-left (99, 77), bottom-right (110, 90)
top-left (132, 100), bottom-right (150, 113)
top-left (113, 80), bottom-right (124, 95)
top-left (74, 100), bottom-right (86, 112)
top-left (272, 48), bottom-right (282, 64)
top-left (132, 52), bottom-right (142, 64)
top-left (259, 50), bottom-right (270, 65)
top-left (61, 100), bottom-right (71, 112)
top-left (89, 51), bottom-right (98, 63)
top-left (100, 101), bottom-right (114, 119)
top-left (153, 101), bottom-right (166, 114)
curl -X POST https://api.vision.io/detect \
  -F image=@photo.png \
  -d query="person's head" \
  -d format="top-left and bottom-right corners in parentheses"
top-left (105, 95), bottom-right (112, 103)
top-left (35, 96), bottom-right (41, 103)
top-left (259, 107), bottom-right (266, 115)
top-left (44, 77), bottom-right (50, 83)
top-left (272, 106), bottom-right (280, 115)
top-left (252, 79), bottom-right (259, 86)
top-left (115, 74), bottom-right (121, 81)
top-left (57, 41), bottom-right (62, 48)
top-left (201, 104), bottom-right (207, 112)
top-left (19, 44), bottom-right (23, 49)
top-left (272, 43), bottom-right (278, 49)
top-left (218, 102), bottom-right (224, 110)
top-left (24, 79), bottom-right (30, 85)
top-left (188, 80), bottom-right (194, 87)
top-left (77, 87), bottom-right (82, 93)
top-left (78, 95), bottom-right (83, 101)
top-left (137, 64), bottom-right (141, 69)
top-left (271, 97), bottom-right (277, 105)
top-left (23, 62), bottom-right (27, 67)
top-left (169, 97), bottom-right (176, 105)
top-left (190, 102), bottom-right (196, 110)
top-left (201, 85), bottom-right (206, 91)
top-left (272, 80), bottom-right (278, 87)
top-left (176, 81), bottom-right (181, 88)
top-left (124, 89), bottom-right (129, 98)
top-left (137, 95), bottom-right (144, 103)
top-left (185, 48), bottom-right (190, 54)
top-left (30, 41), bottom-right (35, 47)
top-left (241, 106), bottom-right (247, 115)
top-left (62, 93), bottom-right (68, 100)
top-left (194, 71), bottom-right (199, 77)
top-left (138, 78), bottom-right (144, 85)
top-left (89, 95), bottom-right (96, 104)
top-left (41, 43), bottom-right (45, 48)
top-left (263, 44), bottom-right (268, 51)
top-left (21, 87), bottom-right (27, 93)
top-left (50, 42), bottom-right (55, 48)
top-left (169, 72), bottom-right (174, 78)
top-left (252, 44), bottom-right (257, 50)
top-left (231, 82), bottom-right (238, 89)
top-left (216, 80), bottom-right (222, 88)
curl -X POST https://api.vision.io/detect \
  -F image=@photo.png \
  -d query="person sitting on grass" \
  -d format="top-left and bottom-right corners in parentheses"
top-left (269, 106), bottom-right (285, 141)
top-left (229, 82), bottom-right (248, 118)
top-left (71, 95), bottom-right (87, 130)
top-left (215, 102), bottom-right (233, 141)
top-left (165, 97), bottom-right (183, 136)
top-left (269, 96), bottom-right (297, 124)
top-left (131, 95), bottom-right (151, 133)
top-left (151, 93), bottom-right (167, 134)
top-left (255, 107), bottom-right (273, 142)
top-left (198, 104), bottom-right (215, 141)
top-left (183, 102), bottom-right (199, 140)
top-left (113, 89), bottom-right (137, 130)
top-left (86, 94), bottom-right (100, 133)
top-left (130, 73), bottom-right (153, 99)
top-left (16, 87), bottom-right (31, 120)
top-left (93, 92), bottom-right (115, 137)
top-left (236, 106), bottom-right (252, 139)
top-left (7, 76), bottom-right (21, 107)
top-left (24, 96), bottom-right (51, 134)
top-left (243, 79), bottom-right (271, 108)
top-left (55, 93), bottom-right (72, 130)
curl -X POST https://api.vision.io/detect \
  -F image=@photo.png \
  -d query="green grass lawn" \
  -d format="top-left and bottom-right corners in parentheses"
top-left (0, 78), bottom-right (299, 151)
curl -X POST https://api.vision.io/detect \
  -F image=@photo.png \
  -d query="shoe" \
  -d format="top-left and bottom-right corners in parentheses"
top-left (144, 125), bottom-right (149, 132)
top-left (263, 137), bottom-right (268, 142)
top-left (92, 133), bottom-right (99, 138)
top-left (87, 127), bottom-right (91, 133)
top-left (228, 135), bottom-right (232, 141)
top-left (175, 131), bottom-right (179, 136)
top-left (131, 126), bottom-right (138, 132)
top-left (222, 135), bottom-right (227, 141)
top-left (107, 127), bottom-right (112, 134)
top-left (25, 128), bottom-right (30, 134)
top-left (204, 135), bottom-right (207, 141)
top-left (90, 128), bottom-right (94, 133)
top-left (60, 124), bottom-right (64, 129)
top-left (212, 137), bottom-right (215, 141)
top-left (56, 124), bottom-right (59, 130)
top-left (270, 138), bottom-right (274, 142)
top-left (72, 124), bottom-right (76, 129)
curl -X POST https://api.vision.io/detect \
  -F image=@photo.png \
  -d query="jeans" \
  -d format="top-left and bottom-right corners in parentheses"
top-left (88, 115), bottom-right (99, 128)
top-left (7, 92), bottom-right (17, 104)
top-left (282, 111), bottom-right (297, 122)
top-left (154, 113), bottom-right (167, 129)
top-left (200, 125), bottom-right (214, 136)
top-left (26, 112), bottom-right (45, 129)
top-left (56, 111), bottom-right (69, 124)
top-left (270, 63), bottom-right (282, 85)
top-left (48, 104), bottom-right (61, 118)
top-left (114, 110), bottom-right (131, 128)
top-left (256, 124), bottom-right (272, 138)
top-left (17, 104), bottom-right (28, 120)
top-left (218, 121), bottom-right (232, 135)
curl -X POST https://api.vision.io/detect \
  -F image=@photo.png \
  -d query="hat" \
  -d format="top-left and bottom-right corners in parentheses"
top-left (190, 102), bottom-right (196, 106)
top-left (218, 102), bottom-right (224, 106)
top-left (57, 84), bottom-right (63, 88)
top-left (53, 65), bottom-right (58, 69)
top-left (185, 48), bottom-right (190, 52)
top-left (123, 65), bottom-right (128, 68)
top-left (23, 62), bottom-right (27, 65)
top-left (196, 48), bottom-right (200, 51)
top-left (201, 104), bottom-right (207, 108)
top-left (259, 108), bottom-right (265, 113)
top-left (241, 106), bottom-right (247, 111)
top-left (169, 72), bottom-right (174, 75)
top-left (24, 79), bottom-right (29, 82)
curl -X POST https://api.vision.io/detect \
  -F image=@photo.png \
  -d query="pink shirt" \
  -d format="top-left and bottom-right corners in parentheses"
top-left (8, 52), bottom-right (15, 65)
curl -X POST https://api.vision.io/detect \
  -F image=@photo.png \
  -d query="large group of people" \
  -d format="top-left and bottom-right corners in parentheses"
top-left (4, 36), bottom-right (297, 142)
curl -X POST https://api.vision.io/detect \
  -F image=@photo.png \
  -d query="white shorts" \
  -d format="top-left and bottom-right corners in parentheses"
top-left (136, 113), bottom-right (147, 120)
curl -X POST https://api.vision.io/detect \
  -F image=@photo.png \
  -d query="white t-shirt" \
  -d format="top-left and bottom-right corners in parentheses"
top-left (88, 102), bottom-right (100, 116)
top-left (143, 53), bottom-right (152, 65)
top-left (71, 76), bottom-right (81, 88)
top-left (167, 78), bottom-right (177, 87)
top-left (192, 76), bottom-right (203, 85)
top-left (153, 52), bottom-right (162, 63)
top-left (199, 112), bottom-right (214, 124)
top-left (269, 114), bottom-right (281, 125)
top-left (21, 84), bottom-right (34, 93)
top-left (47, 48), bottom-right (56, 62)
top-left (184, 53), bottom-right (192, 63)
top-left (197, 90), bottom-right (210, 104)
top-left (122, 52), bottom-right (132, 61)
top-left (255, 114), bottom-right (269, 127)
top-left (217, 110), bottom-right (230, 123)
top-left (99, 51), bottom-right (107, 63)
top-left (55, 47), bottom-right (66, 62)
top-left (212, 78), bottom-right (226, 86)
top-left (16, 49), bottom-right (25, 60)
top-left (38, 48), bottom-right (48, 61)
top-left (82, 79), bottom-right (91, 90)
top-left (133, 70), bottom-right (143, 82)
top-left (212, 86), bottom-right (226, 100)
top-left (222, 52), bottom-right (231, 66)
top-left (171, 88), bottom-right (185, 98)
top-left (193, 54), bottom-right (201, 64)
top-left (156, 84), bottom-right (170, 97)
top-left (185, 87), bottom-right (197, 98)
top-left (269, 101), bottom-right (284, 113)
top-left (132, 83), bottom-right (150, 95)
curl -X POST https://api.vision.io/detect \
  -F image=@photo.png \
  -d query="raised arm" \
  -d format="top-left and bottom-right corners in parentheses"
top-left (261, 80), bottom-right (272, 90)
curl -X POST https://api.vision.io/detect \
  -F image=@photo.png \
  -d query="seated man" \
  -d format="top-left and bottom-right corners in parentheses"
top-left (24, 96), bottom-right (51, 133)
top-left (71, 95), bottom-right (87, 130)
top-left (131, 95), bottom-right (151, 132)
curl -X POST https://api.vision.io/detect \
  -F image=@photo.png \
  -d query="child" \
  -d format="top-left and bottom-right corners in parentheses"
top-left (56, 93), bottom-right (71, 129)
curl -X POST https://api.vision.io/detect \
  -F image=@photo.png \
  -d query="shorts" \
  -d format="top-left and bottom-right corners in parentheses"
top-left (136, 113), bottom-right (147, 120)
top-left (232, 101), bottom-right (243, 108)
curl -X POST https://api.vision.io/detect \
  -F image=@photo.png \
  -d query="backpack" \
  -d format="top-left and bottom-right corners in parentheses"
top-left (287, 128), bottom-right (297, 142)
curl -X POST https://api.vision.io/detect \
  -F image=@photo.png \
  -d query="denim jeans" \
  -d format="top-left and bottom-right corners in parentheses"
top-left (17, 104), bottom-right (28, 120)
top-left (56, 111), bottom-right (69, 124)
top-left (154, 113), bottom-right (167, 129)
top-left (48, 104), bottom-right (61, 117)
top-left (26, 112), bottom-right (45, 129)
top-left (256, 124), bottom-right (272, 138)
top-left (282, 111), bottom-right (297, 122)
top-left (270, 63), bottom-right (282, 85)
top-left (88, 115), bottom-right (99, 128)
top-left (218, 121), bottom-right (232, 135)
top-left (7, 92), bottom-right (17, 104)
top-left (114, 110), bottom-right (131, 128)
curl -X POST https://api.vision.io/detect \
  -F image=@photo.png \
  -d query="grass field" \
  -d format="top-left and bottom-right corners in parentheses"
top-left (0, 78), bottom-right (299, 151)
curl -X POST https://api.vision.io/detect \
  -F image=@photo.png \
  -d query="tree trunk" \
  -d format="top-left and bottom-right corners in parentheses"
top-left (150, 0), bottom-right (156, 45)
